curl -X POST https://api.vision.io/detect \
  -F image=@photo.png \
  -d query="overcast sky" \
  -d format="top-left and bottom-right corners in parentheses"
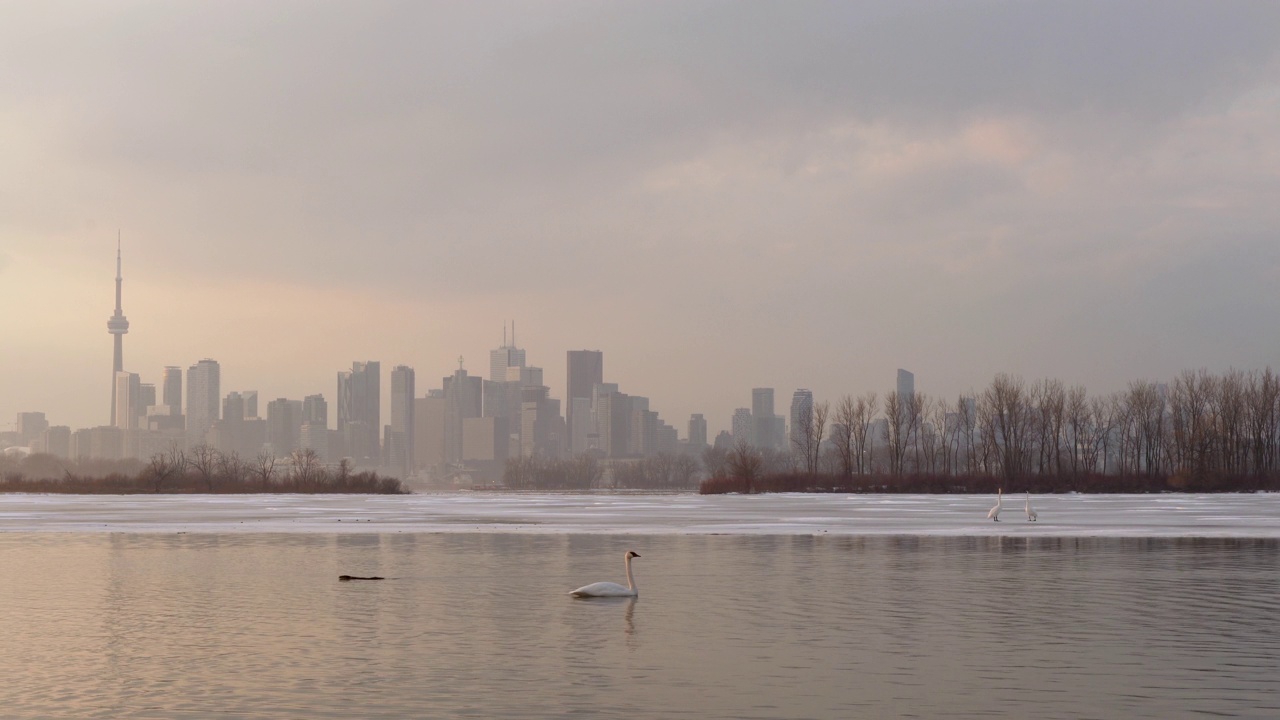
top-left (3, 1), bottom-right (1279, 435)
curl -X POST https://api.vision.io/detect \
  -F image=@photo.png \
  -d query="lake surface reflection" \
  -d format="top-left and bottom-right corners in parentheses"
top-left (1, 533), bottom-right (1277, 718)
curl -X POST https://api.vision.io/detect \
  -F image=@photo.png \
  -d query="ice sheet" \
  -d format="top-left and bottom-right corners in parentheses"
top-left (2, 492), bottom-right (1279, 536)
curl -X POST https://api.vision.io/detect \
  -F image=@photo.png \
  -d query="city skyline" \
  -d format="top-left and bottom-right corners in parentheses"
top-left (3, 3), bottom-right (1279, 437)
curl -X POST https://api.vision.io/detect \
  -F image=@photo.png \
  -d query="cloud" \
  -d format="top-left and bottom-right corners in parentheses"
top-left (3, 1), bottom-right (1280, 430)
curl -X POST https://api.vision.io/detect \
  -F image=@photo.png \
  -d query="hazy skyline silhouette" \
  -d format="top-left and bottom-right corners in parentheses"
top-left (3, 2), bottom-right (1279, 434)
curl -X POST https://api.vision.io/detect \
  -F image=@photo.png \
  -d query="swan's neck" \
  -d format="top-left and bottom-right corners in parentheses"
top-left (625, 555), bottom-right (636, 591)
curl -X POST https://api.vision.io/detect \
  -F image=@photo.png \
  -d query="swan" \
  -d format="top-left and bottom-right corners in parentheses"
top-left (987, 488), bottom-right (1002, 522)
top-left (1025, 492), bottom-right (1038, 522)
top-left (570, 551), bottom-right (640, 597)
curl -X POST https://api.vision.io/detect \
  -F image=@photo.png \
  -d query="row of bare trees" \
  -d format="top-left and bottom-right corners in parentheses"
top-left (779, 368), bottom-right (1280, 486)
top-left (503, 452), bottom-right (702, 490)
top-left (504, 454), bottom-right (604, 490)
top-left (0, 444), bottom-right (405, 494)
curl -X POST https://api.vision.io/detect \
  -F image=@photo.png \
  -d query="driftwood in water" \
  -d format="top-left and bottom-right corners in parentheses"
top-left (338, 575), bottom-right (385, 581)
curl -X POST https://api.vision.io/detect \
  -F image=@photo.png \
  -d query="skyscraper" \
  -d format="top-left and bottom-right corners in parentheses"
top-left (303, 394), bottom-right (328, 428)
top-left (186, 359), bottom-right (221, 447)
top-left (688, 414), bottom-right (708, 448)
top-left (566, 350), bottom-right (603, 453)
top-left (489, 322), bottom-right (526, 383)
top-left (896, 368), bottom-right (915, 428)
top-left (16, 412), bottom-right (49, 446)
top-left (162, 367), bottom-right (182, 414)
top-left (790, 389), bottom-right (814, 453)
top-left (751, 387), bottom-right (784, 449)
top-left (897, 369), bottom-right (915, 402)
top-left (107, 237), bottom-right (130, 425)
top-left (337, 361), bottom-right (380, 464)
top-left (113, 368), bottom-right (141, 425)
top-left (390, 365), bottom-right (415, 474)
top-left (266, 398), bottom-right (302, 455)
top-left (732, 408), bottom-right (753, 446)
top-left (443, 362), bottom-right (482, 464)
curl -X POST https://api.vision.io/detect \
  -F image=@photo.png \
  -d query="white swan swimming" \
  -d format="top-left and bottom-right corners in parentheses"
top-left (1025, 491), bottom-right (1038, 522)
top-left (987, 488), bottom-right (1002, 522)
top-left (570, 551), bottom-right (640, 597)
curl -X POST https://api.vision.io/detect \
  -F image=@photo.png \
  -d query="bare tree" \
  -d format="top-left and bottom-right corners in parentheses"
top-left (850, 392), bottom-right (878, 475)
top-left (1064, 385), bottom-right (1089, 476)
top-left (832, 395), bottom-right (858, 480)
top-left (981, 373), bottom-right (1031, 488)
top-left (956, 395), bottom-right (979, 475)
top-left (726, 439), bottom-right (764, 493)
top-left (188, 444), bottom-right (220, 492)
top-left (565, 453), bottom-right (604, 489)
top-left (790, 400), bottom-right (829, 476)
top-left (701, 445), bottom-right (729, 479)
top-left (289, 448), bottom-right (323, 488)
top-left (1031, 379), bottom-right (1066, 476)
top-left (146, 445), bottom-right (186, 493)
top-left (217, 451), bottom-right (247, 488)
top-left (1247, 368), bottom-right (1280, 475)
top-left (883, 390), bottom-right (911, 476)
top-left (251, 450), bottom-right (278, 491)
top-left (669, 454), bottom-right (701, 489)
top-left (926, 396), bottom-right (954, 474)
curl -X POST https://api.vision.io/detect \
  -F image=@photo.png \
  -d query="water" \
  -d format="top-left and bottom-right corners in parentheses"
top-left (2, 527), bottom-right (1279, 717)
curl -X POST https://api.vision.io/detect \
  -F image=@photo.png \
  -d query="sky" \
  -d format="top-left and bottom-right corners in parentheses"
top-left (3, 1), bottom-right (1280, 436)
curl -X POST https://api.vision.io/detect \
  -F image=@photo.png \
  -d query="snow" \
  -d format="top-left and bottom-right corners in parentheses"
top-left (2, 492), bottom-right (1279, 536)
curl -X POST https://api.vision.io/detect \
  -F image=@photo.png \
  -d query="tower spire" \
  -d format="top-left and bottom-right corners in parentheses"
top-left (108, 234), bottom-right (131, 425)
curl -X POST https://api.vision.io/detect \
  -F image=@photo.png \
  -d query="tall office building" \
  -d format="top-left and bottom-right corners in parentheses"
top-left (16, 412), bottom-right (48, 446)
top-left (751, 387), bottom-right (785, 449)
top-left (389, 365), bottom-right (415, 474)
top-left (106, 238), bottom-right (130, 425)
top-left (138, 384), bottom-right (156, 420)
top-left (266, 398), bottom-right (302, 455)
top-left (688, 414), bottom-right (708, 448)
top-left (162, 367), bottom-right (182, 414)
top-left (242, 390), bottom-right (259, 420)
top-left (897, 369), bottom-right (915, 402)
top-left (413, 391), bottom-right (448, 472)
top-left (113, 371), bottom-right (141, 430)
top-left (303, 394), bottom-right (328, 428)
top-left (752, 388), bottom-right (774, 420)
top-left (790, 389), bottom-right (814, 453)
top-left (489, 322), bottom-right (526, 383)
top-left (186, 359), bottom-right (221, 447)
top-left (731, 408), bottom-right (753, 446)
top-left (443, 363), bottom-right (482, 464)
top-left (337, 361), bottom-right (380, 464)
top-left (566, 350), bottom-right (603, 453)
top-left (896, 368), bottom-right (915, 429)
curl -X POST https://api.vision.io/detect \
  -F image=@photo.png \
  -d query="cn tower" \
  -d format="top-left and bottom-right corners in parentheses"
top-left (107, 234), bottom-right (130, 425)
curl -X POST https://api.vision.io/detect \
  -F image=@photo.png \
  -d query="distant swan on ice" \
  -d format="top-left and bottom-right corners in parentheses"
top-left (987, 489), bottom-right (1002, 522)
top-left (570, 551), bottom-right (640, 597)
top-left (1025, 492), bottom-right (1038, 522)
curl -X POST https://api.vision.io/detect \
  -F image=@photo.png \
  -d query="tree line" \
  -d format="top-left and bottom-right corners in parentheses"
top-left (0, 445), bottom-right (406, 494)
top-left (704, 368), bottom-right (1280, 494)
top-left (503, 453), bottom-right (701, 490)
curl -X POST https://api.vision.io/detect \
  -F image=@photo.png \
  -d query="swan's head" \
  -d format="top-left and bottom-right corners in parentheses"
top-left (626, 551), bottom-right (640, 559)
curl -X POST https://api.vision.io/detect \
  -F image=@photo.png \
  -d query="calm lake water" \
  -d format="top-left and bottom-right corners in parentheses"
top-left (1, 530), bottom-right (1278, 718)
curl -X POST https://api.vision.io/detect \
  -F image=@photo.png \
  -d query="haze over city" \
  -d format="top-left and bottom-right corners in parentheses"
top-left (3, 2), bottom-right (1279, 436)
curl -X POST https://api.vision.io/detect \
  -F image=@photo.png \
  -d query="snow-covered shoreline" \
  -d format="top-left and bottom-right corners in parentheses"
top-left (2, 492), bottom-right (1278, 537)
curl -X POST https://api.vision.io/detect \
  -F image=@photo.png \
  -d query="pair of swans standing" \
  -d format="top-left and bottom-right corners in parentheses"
top-left (987, 489), bottom-right (1037, 522)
